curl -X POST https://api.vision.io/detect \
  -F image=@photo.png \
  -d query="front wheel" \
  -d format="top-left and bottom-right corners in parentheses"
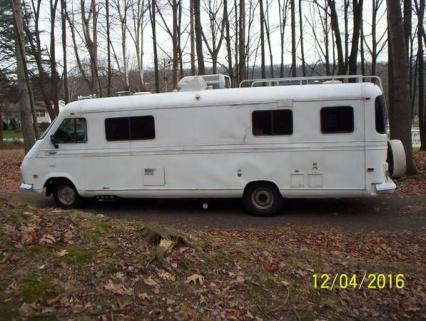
top-left (53, 182), bottom-right (81, 208)
top-left (243, 183), bottom-right (283, 216)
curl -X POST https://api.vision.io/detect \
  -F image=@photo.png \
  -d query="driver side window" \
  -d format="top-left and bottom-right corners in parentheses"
top-left (54, 118), bottom-right (87, 143)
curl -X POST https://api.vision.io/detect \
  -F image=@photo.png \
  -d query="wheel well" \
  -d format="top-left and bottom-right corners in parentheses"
top-left (243, 180), bottom-right (280, 197)
top-left (44, 177), bottom-right (76, 196)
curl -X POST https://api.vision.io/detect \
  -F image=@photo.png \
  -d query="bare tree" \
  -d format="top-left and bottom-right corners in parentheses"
top-left (278, 0), bottom-right (289, 77)
top-left (11, 0), bottom-right (35, 152)
top-left (50, 0), bottom-right (60, 115)
top-left (128, 0), bottom-right (148, 91)
top-left (348, 0), bottom-right (364, 75)
top-left (201, 0), bottom-right (225, 74)
top-left (415, 0), bottom-right (425, 149)
top-left (113, 0), bottom-right (131, 91)
top-left (386, 0), bottom-right (416, 173)
top-left (148, 0), bottom-right (160, 92)
top-left (189, 0), bottom-right (195, 75)
top-left (61, 0), bottom-right (68, 103)
top-left (223, 0), bottom-right (233, 83)
top-left (238, 0), bottom-right (246, 81)
top-left (299, 0), bottom-right (306, 76)
top-left (24, 0), bottom-right (55, 119)
top-left (259, 0), bottom-right (265, 78)
top-left (310, 1), bottom-right (332, 75)
top-left (105, 0), bottom-right (112, 96)
top-left (193, 0), bottom-right (205, 74)
top-left (364, 0), bottom-right (387, 76)
top-left (291, 0), bottom-right (296, 76)
top-left (327, 0), bottom-right (345, 74)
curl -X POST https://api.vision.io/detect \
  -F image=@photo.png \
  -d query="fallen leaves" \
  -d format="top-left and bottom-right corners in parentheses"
top-left (143, 277), bottom-right (158, 287)
top-left (137, 292), bottom-right (151, 301)
top-left (185, 273), bottom-right (204, 285)
top-left (104, 280), bottom-right (133, 296)
top-left (54, 249), bottom-right (69, 257)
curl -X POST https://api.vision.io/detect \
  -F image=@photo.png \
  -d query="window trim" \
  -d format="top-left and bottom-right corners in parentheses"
top-left (320, 106), bottom-right (354, 134)
top-left (252, 109), bottom-right (293, 136)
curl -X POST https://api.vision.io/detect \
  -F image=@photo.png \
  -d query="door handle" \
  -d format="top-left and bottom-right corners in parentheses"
top-left (47, 151), bottom-right (57, 155)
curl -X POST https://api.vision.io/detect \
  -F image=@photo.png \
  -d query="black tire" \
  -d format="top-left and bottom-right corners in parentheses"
top-left (243, 183), bottom-right (283, 216)
top-left (53, 182), bottom-right (81, 208)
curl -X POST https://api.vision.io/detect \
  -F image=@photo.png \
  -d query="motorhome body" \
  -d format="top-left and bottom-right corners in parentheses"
top-left (20, 76), bottom-right (406, 215)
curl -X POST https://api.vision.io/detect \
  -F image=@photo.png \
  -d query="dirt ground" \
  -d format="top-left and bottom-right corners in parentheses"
top-left (0, 148), bottom-right (426, 320)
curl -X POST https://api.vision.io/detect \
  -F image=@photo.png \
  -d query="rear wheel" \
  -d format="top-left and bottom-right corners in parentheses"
top-left (243, 183), bottom-right (283, 216)
top-left (53, 182), bottom-right (81, 208)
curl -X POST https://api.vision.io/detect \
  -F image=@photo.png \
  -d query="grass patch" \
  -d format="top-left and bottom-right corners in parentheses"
top-left (96, 223), bottom-right (112, 234)
top-left (63, 246), bottom-right (95, 264)
top-left (207, 251), bottom-right (228, 267)
top-left (0, 302), bottom-right (20, 321)
top-left (2, 130), bottom-right (23, 139)
top-left (28, 245), bottom-right (51, 256)
top-left (19, 278), bottom-right (55, 302)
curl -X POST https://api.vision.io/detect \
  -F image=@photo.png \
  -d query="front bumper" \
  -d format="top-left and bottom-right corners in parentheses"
top-left (19, 183), bottom-right (34, 192)
top-left (375, 177), bottom-right (396, 194)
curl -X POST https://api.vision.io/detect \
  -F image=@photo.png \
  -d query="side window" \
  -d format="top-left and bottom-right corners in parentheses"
top-left (54, 118), bottom-right (87, 143)
top-left (252, 109), bottom-right (293, 135)
top-left (375, 95), bottom-right (386, 134)
top-left (105, 116), bottom-right (155, 141)
top-left (130, 116), bottom-right (155, 140)
top-left (320, 106), bottom-right (354, 133)
top-left (105, 117), bottom-right (129, 141)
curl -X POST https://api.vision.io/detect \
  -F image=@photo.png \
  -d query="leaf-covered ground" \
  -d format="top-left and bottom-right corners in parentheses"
top-left (0, 197), bottom-right (425, 321)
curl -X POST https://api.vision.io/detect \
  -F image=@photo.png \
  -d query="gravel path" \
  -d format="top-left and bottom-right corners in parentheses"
top-left (11, 192), bottom-right (426, 232)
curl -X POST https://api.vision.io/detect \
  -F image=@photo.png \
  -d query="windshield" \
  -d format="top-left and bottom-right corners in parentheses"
top-left (38, 118), bottom-right (57, 140)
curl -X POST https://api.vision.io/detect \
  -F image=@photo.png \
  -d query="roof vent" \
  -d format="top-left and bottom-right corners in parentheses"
top-left (178, 76), bottom-right (207, 91)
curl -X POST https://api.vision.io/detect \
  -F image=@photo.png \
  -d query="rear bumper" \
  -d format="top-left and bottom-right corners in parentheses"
top-left (375, 177), bottom-right (396, 194)
top-left (19, 183), bottom-right (34, 192)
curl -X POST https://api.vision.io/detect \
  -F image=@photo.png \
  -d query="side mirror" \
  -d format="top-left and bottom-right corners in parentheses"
top-left (50, 135), bottom-right (59, 149)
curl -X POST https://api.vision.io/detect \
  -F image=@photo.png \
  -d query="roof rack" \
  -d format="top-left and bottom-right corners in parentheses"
top-left (239, 75), bottom-right (383, 91)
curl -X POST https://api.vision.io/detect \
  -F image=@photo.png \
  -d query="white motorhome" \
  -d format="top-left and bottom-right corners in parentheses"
top-left (20, 75), bottom-right (406, 215)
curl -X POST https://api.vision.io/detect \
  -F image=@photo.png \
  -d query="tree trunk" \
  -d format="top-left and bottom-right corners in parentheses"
top-left (327, 0), bottom-right (345, 75)
top-left (238, 0), bottom-right (246, 81)
top-left (259, 0), bottom-right (265, 78)
top-left (290, 0), bottom-right (296, 76)
top-left (344, 0), bottom-right (349, 69)
top-left (189, 0), bottom-right (195, 75)
top-left (0, 104), bottom-right (3, 142)
top-left (298, 0), bottom-right (306, 76)
top-left (106, 0), bottom-right (112, 96)
top-left (50, 0), bottom-right (60, 116)
top-left (61, 0), bottom-right (68, 103)
top-left (348, 0), bottom-right (363, 75)
top-left (11, 0), bottom-right (36, 153)
top-left (418, 0), bottom-right (426, 150)
top-left (149, 0), bottom-right (160, 92)
top-left (194, 0), bottom-right (205, 74)
top-left (386, 0), bottom-right (416, 174)
top-left (172, 0), bottom-right (178, 88)
top-left (223, 0), bottom-right (233, 84)
top-left (360, 4), bottom-right (366, 75)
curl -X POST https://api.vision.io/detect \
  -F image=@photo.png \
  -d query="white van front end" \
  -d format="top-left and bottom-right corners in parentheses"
top-left (20, 140), bottom-right (49, 194)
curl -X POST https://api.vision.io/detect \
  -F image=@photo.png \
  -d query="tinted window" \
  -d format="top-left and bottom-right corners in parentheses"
top-left (252, 110), bottom-right (293, 135)
top-left (53, 118), bottom-right (87, 143)
top-left (105, 116), bottom-right (155, 141)
top-left (320, 106), bottom-right (354, 133)
top-left (375, 95), bottom-right (386, 134)
top-left (105, 117), bottom-right (129, 141)
top-left (130, 116), bottom-right (155, 140)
